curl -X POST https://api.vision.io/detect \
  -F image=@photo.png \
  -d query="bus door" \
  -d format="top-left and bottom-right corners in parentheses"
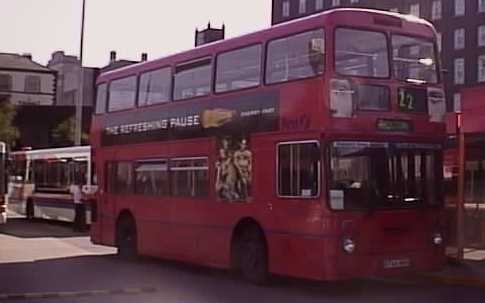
top-left (269, 140), bottom-right (324, 277)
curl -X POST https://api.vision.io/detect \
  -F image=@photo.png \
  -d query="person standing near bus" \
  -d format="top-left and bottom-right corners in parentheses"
top-left (70, 183), bottom-right (85, 231)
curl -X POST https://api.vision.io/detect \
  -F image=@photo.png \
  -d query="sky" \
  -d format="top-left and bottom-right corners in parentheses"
top-left (0, 0), bottom-right (271, 67)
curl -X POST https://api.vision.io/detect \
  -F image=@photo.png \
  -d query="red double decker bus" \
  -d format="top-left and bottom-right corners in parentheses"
top-left (91, 8), bottom-right (447, 283)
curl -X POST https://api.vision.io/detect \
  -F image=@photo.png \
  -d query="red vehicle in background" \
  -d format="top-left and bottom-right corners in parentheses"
top-left (90, 8), bottom-right (447, 283)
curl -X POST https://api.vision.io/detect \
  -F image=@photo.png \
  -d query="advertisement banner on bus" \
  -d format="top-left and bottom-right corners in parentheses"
top-left (101, 91), bottom-right (279, 146)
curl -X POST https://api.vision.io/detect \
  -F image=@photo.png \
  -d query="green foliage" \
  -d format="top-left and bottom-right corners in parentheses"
top-left (0, 102), bottom-right (19, 146)
top-left (52, 116), bottom-right (89, 146)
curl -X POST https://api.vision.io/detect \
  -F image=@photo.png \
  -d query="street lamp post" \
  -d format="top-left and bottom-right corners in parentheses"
top-left (75, 0), bottom-right (86, 146)
top-left (456, 111), bottom-right (465, 261)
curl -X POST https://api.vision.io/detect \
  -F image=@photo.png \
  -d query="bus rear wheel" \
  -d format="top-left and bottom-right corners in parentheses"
top-left (236, 225), bottom-right (268, 285)
top-left (116, 214), bottom-right (138, 259)
top-left (25, 199), bottom-right (34, 220)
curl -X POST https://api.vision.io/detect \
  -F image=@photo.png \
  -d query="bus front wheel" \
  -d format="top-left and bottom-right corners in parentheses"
top-left (235, 225), bottom-right (268, 285)
top-left (116, 214), bottom-right (138, 259)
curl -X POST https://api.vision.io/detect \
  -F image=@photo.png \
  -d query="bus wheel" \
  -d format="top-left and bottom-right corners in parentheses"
top-left (237, 225), bottom-right (268, 285)
top-left (26, 199), bottom-right (34, 220)
top-left (116, 214), bottom-right (138, 259)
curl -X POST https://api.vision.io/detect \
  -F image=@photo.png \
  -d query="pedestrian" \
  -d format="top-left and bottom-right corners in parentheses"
top-left (70, 183), bottom-right (85, 232)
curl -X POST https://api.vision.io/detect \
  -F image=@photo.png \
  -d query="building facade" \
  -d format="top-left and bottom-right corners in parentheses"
top-left (271, 0), bottom-right (485, 111)
top-left (47, 51), bottom-right (98, 107)
top-left (0, 53), bottom-right (56, 106)
top-left (0, 53), bottom-right (94, 149)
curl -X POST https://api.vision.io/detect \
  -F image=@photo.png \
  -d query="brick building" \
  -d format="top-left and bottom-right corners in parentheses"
top-left (271, 0), bottom-right (485, 111)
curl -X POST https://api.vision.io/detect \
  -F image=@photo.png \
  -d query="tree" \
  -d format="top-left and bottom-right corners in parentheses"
top-left (52, 116), bottom-right (89, 146)
top-left (0, 102), bottom-right (19, 147)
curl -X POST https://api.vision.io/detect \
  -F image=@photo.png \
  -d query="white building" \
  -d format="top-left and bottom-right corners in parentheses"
top-left (0, 53), bottom-right (56, 106)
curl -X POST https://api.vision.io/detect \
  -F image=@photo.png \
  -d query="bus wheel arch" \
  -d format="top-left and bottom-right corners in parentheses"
top-left (231, 217), bottom-right (269, 284)
top-left (115, 210), bottom-right (138, 259)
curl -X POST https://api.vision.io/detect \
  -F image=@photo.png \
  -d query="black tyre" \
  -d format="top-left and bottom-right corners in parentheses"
top-left (116, 215), bottom-right (138, 259)
top-left (237, 225), bottom-right (268, 285)
top-left (25, 198), bottom-right (34, 220)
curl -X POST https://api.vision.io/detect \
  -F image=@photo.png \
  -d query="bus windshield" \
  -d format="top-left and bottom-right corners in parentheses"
top-left (392, 34), bottom-right (438, 84)
top-left (329, 141), bottom-right (443, 211)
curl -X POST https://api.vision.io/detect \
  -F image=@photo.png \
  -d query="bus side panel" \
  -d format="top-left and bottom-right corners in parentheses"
top-left (266, 233), bottom-right (326, 280)
top-left (99, 194), bottom-right (117, 246)
top-left (255, 135), bottom-right (327, 281)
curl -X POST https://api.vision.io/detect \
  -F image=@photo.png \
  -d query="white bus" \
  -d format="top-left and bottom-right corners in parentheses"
top-left (8, 146), bottom-right (95, 223)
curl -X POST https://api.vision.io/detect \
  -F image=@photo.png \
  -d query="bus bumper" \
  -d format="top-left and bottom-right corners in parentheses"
top-left (323, 249), bottom-right (446, 280)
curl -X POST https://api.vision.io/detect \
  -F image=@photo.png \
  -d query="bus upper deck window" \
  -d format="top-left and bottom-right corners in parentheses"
top-left (335, 28), bottom-right (389, 78)
top-left (266, 28), bottom-right (324, 84)
top-left (392, 34), bottom-right (438, 84)
top-left (95, 83), bottom-right (108, 114)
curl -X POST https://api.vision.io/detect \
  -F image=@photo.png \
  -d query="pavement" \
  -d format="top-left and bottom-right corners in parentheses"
top-left (409, 248), bottom-right (485, 289)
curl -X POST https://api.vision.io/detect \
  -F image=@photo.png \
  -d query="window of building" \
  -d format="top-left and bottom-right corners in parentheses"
top-left (479, 0), bottom-right (485, 13)
top-left (299, 0), bottom-right (306, 14)
top-left (0, 74), bottom-right (12, 91)
top-left (453, 93), bottom-right (462, 112)
top-left (454, 28), bottom-right (465, 49)
top-left (410, 3), bottom-right (420, 17)
top-left (455, 0), bottom-right (465, 16)
top-left (437, 32), bottom-right (443, 52)
top-left (454, 58), bottom-right (465, 84)
top-left (479, 55), bottom-right (485, 82)
top-left (350, 0), bottom-right (359, 4)
top-left (332, 0), bottom-right (340, 7)
top-left (107, 162), bottom-right (133, 194)
top-left (431, 1), bottom-right (442, 20)
top-left (135, 159), bottom-right (169, 196)
top-left (478, 25), bottom-right (485, 46)
top-left (138, 67), bottom-right (172, 106)
top-left (108, 76), bottom-right (137, 112)
top-left (316, 0), bottom-right (324, 10)
top-left (278, 141), bottom-right (320, 198)
top-left (173, 57), bottom-right (212, 101)
top-left (266, 28), bottom-right (324, 84)
top-left (335, 28), bottom-right (389, 78)
top-left (170, 157), bottom-right (208, 198)
top-left (216, 44), bottom-right (262, 93)
top-left (95, 83), bottom-right (107, 114)
top-left (282, 0), bottom-right (290, 17)
top-left (24, 75), bottom-right (41, 93)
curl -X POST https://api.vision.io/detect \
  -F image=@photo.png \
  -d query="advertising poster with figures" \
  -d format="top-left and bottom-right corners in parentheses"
top-left (215, 136), bottom-right (252, 202)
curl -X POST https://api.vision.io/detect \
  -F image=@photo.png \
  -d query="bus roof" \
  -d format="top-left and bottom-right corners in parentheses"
top-left (11, 146), bottom-right (91, 160)
top-left (97, 8), bottom-right (436, 83)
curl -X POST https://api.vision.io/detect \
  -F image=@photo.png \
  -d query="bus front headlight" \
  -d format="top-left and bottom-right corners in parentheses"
top-left (343, 238), bottom-right (356, 254)
top-left (432, 233), bottom-right (443, 246)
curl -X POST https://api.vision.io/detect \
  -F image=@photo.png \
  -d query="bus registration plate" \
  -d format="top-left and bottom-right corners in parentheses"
top-left (383, 258), bottom-right (411, 269)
